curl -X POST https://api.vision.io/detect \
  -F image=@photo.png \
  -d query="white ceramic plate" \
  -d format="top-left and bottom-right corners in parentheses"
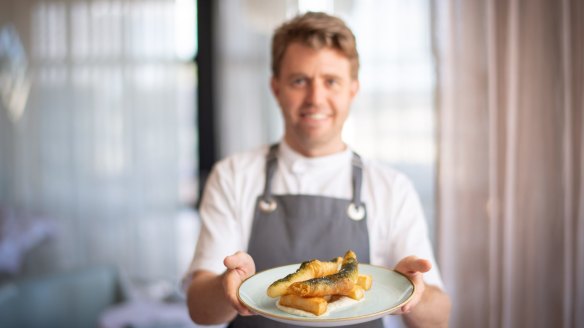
top-left (237, 263), bottom-right (414, 327)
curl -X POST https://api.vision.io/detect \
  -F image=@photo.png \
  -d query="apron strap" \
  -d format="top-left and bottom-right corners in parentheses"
top-left (258, 144), bottom-right (279, 212)
top-left (349, 152), bottom-right (366, 221)
top-left (351, 152), bottom-right (363, 206)
top-left (259, 143), bottom-right (366, 220)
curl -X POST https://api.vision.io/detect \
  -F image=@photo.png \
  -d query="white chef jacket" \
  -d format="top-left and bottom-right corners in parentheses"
top-left (186, 140), bottom-right (444, 290)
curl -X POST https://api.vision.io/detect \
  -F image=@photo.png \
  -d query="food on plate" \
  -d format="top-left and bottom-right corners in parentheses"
top-left (288, 250), bottom-right (358, 297)
top-left (278, 294), bottom-right (328, 316)
top-left (339, 284), bottom-right (365, 300)
top-left (357, 274), bottom-right (372, 290)
top-left (267, 257), bottom-right (342, 297)
top-left (266, 250), bottom-right (371, 317)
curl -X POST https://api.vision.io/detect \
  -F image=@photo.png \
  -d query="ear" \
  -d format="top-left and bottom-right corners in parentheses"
top-left (270, 76), bottom-right (280, 98)
top-left (349, 79), bottom-right (360, 99)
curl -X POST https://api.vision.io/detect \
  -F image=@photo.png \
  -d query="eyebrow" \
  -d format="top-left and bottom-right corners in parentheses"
top-left (285, 72), bottom-right (345, 81)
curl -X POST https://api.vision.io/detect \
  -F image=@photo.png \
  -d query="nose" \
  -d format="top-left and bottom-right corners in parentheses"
top-left (306, 80), bottom-right (326, 106)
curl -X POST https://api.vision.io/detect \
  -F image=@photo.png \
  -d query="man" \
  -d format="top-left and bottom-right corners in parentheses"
top-left (185, 12), bottom-right (451, 328)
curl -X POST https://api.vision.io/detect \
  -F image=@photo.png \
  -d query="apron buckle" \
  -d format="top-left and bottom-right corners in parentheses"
top-left (259, 199), bottom-right (278, 213)
top-left (347, 203), bottom-right (365, 221)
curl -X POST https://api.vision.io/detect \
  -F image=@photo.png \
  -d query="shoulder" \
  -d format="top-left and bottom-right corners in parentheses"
top-left (212, 145), bottom-right (269, 175)
top-left (202, 145), bottom-right (269, 202)
top-left (361, 158), bottom-right (417, 192)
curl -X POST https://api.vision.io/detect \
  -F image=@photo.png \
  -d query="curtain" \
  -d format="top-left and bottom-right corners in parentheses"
top-left (434, 0), bottom-right (583, 327)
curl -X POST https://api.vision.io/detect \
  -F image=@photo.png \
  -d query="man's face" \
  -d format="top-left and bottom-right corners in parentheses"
top-left (271, 42), bottom-right (359, 156)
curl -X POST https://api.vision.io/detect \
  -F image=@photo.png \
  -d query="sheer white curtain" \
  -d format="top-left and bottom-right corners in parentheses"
top-left (434, 0), bottom-right (584, 327)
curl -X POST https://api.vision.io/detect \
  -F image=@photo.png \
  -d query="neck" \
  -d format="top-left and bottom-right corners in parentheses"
top-left (284, 136), bottom-right (346, 157)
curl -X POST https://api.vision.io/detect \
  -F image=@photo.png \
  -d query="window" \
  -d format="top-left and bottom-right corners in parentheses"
top-left (345, 0), bottom-right (437, 244)
top-left (0, 0), bottom-right (198, 282)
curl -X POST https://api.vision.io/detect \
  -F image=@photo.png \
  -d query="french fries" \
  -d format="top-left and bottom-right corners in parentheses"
top-left (339, 285), bottom-right (365, 300)
top-left (279, 294), bottom-right (328, 316)
top-left (268, 250), bottom-right (373, 316)
top-left (357, 274), bottom-right (372, 290)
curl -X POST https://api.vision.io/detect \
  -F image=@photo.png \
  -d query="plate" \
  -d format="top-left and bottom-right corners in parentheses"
top-left (237, 263), bottom-right (414, 327)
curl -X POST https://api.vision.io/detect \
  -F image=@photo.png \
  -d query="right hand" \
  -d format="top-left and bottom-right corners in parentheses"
top-left (222, 251), bottom-right (256, 316)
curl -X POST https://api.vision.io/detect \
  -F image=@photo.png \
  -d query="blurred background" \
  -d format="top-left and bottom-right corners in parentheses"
top-left (0, 0), bottom-right (582, 328)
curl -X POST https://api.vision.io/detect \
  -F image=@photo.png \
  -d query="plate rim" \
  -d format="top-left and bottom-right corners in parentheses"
top-left (237, 263), bottom-right (415, 324)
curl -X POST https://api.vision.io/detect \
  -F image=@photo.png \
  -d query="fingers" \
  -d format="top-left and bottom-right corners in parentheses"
top-left (398, 273), bottom-right (426, 314)
top-left (394, 256), bottom-right (431, 314)
top-left (223, 251), bottom-right (256, 316)
top-left (223, 269), bottom-right (254, 315)
top-left (395, 256), bottom-right (431, 275)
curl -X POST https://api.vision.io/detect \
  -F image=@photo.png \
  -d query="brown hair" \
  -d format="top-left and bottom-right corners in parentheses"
top-left (271, 12), bottom-right (359, 79)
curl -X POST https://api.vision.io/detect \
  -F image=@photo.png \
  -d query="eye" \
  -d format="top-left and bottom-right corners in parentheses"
top-left (325, 78), bottom-right (340, 87)
top-left (291, 77), bottom-right (307, 87)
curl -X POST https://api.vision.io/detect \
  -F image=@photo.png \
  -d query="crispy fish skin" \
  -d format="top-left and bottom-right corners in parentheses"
top-left (267, 257), bottom-right (342, 298)
top-left (287, 250), bottom-right (359, 297)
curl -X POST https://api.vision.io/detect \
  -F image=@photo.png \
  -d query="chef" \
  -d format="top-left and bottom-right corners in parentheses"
top-left (184, 11), bottom-right (451, 328)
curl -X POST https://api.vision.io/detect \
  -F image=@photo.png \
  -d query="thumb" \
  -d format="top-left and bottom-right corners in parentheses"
top-left (396, 256), bottom-right (432, 274)
top-left (224, 251), bottom-right (255, 276)
top-left (409, 258), bottom-right (431, 273)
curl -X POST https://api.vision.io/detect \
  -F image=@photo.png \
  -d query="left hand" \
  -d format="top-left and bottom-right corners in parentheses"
top-left (222, 251), bottom-right (256, 316)
top-left (393, 255), bottom-right (432, 314)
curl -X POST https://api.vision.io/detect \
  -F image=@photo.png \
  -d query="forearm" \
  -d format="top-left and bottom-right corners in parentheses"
top-left (403, 284), bottom-right (451, 328)
top-left (187, 270), bottom-right (237, 325)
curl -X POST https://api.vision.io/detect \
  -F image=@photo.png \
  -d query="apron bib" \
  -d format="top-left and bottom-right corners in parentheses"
top-left (230, 144), bottom-right (383, 328)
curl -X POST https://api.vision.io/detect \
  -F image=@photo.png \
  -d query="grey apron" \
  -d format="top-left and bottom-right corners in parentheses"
top-left (229, 144), bottom-right (384, 328)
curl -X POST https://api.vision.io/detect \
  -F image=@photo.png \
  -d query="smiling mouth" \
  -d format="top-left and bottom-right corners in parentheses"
top-left (301, 113), bottom-right (328, 121)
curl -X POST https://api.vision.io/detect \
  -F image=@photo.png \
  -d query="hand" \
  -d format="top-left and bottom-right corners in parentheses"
top-left (393, 256), bottom-right (432, 314)
top-left (222, 251), bottom-right (256, 316)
